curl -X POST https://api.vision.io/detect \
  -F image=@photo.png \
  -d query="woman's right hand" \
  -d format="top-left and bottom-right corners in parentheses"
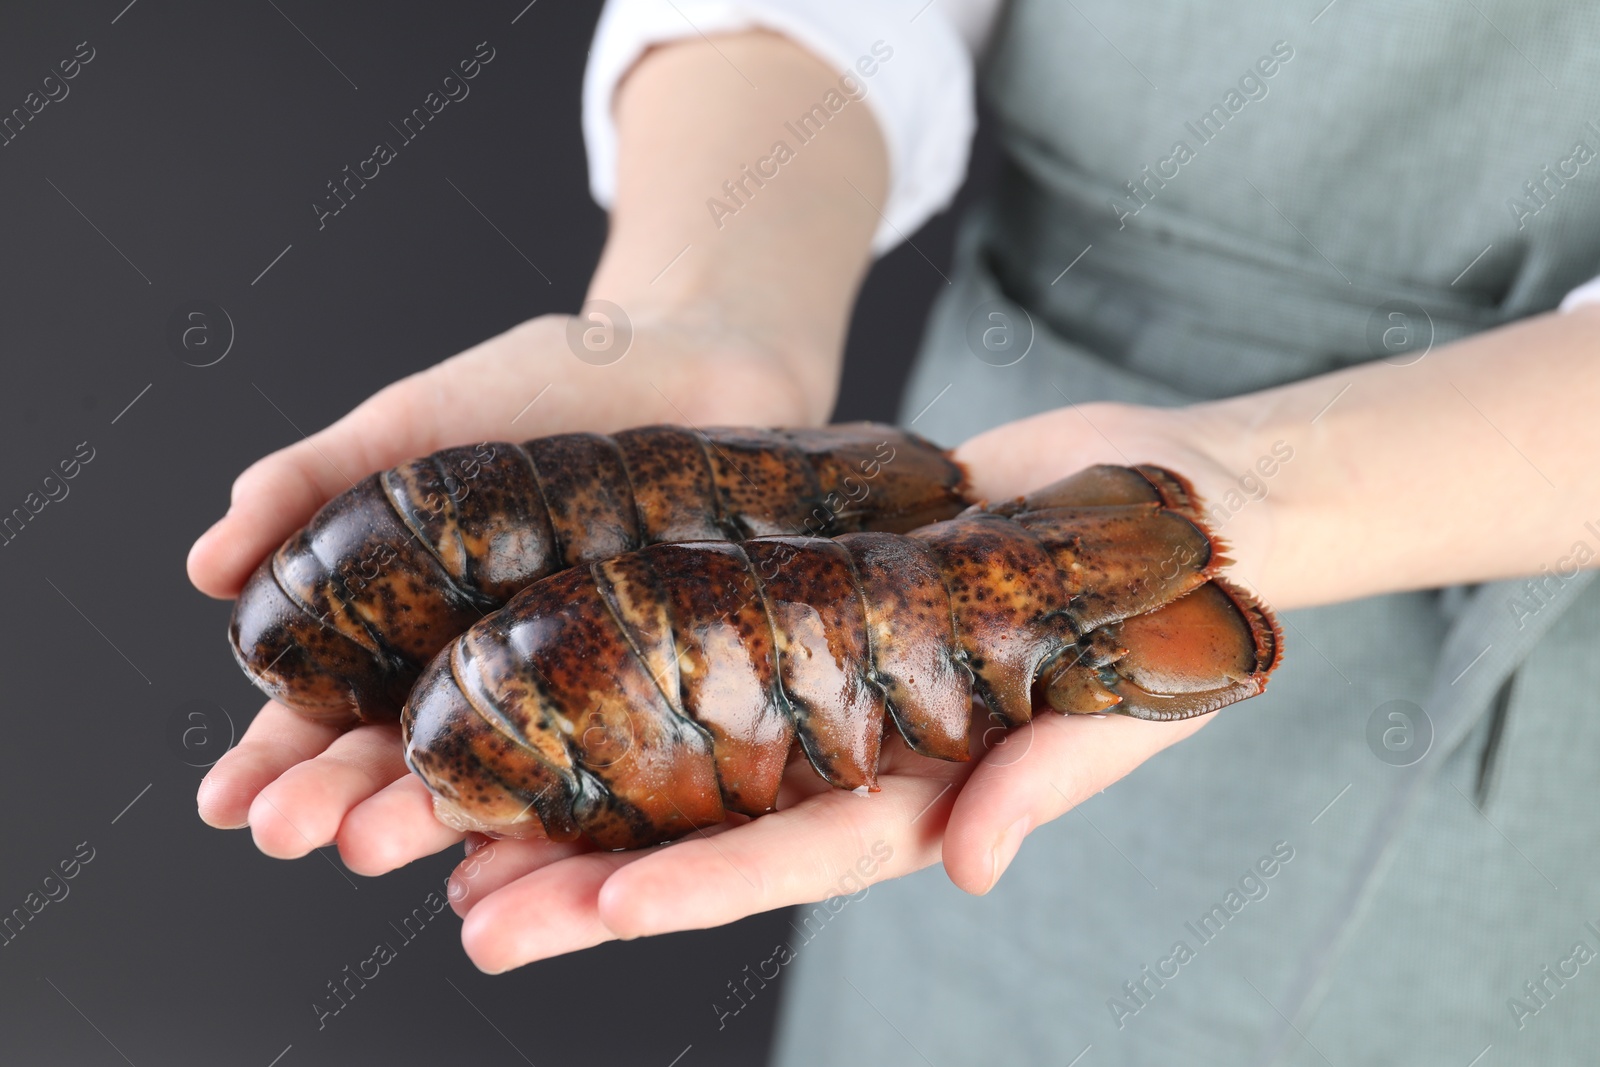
top-left (187, 312), bottom-right (813, 602)
top-left (191, 26), bottom-right (889, 873)
top-left (189, 311), bottom-right (814, 862)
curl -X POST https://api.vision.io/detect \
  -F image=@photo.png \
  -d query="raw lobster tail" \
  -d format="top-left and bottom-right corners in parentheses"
top-left (231, 424), bottom-right (967, 725)
top-left (404, 464), bottom-right (1283, 849)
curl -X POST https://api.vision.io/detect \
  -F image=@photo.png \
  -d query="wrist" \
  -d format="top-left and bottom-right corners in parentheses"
top-left (1184, 385), bottom-right (1350, 612)
top-left (642, 333), bottom-right (824, 426)
top-left (533, 296), bottom-right (826, 429)
top-left (1156, 400), bottom-right (1298, 610)
top-left (582, 264), bottom-right (842, 426)
top-left (585, 29), bottom-right (884, 429)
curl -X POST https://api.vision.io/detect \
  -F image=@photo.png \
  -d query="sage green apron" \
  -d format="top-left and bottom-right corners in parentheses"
top-left (773, 3), bottom-right (1600, 1065)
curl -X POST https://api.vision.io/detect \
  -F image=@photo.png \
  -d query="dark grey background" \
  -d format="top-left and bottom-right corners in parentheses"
top-left (0, 1), bottom-right (992, 1063)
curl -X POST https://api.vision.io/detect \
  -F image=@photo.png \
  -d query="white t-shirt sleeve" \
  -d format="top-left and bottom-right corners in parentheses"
top-left (1559, 273), bottom-right (1600, 312)
top-left (582, 0), bottom-right (994, 254)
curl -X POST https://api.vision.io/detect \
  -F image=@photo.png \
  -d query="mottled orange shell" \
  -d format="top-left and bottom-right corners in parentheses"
top-left (406, 464), bottom-right (1282, 849)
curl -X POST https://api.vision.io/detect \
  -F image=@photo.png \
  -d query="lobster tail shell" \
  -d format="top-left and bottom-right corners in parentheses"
top-left (406, 464), bottom-right (1284, 849)
top-left (1040, 578), bottom-right (1283, 721)
top-left (231, 424), bottom-right (966, 725)
top-left (231, 550), bottom-right (412, 726)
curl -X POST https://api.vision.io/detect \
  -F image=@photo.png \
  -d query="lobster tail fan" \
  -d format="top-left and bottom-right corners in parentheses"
top-left (1038, 579), bottom-right (1282, 722)
top-left (1209, 576), bottom-right (1284, 679)
top-left (1132, 464), bottom-right (1201, 520)
top-left (1129, 464), bottom-right (1241, 571)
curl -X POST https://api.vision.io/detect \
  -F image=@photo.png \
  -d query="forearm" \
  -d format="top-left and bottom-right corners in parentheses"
top-left (586, 31), bottom-right (888, 423)
top-left (1200, 306), bottom-right (1600, 610)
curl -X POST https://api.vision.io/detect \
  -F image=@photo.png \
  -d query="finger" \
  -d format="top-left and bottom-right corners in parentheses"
top-left (445, 836), bottom-right (591, 918)
top-left (197, 701), bottom-right (341, 829)
top-left (337, 775), bottom-right (466, 877)
top-left (941, 712), bottom-right (1209, 895)
top-left (461, 851), bottom-right (639, 973)
top-left (186, 377), bottom-right (445, 599)
top-left (247, 723), bottom-right (409, 859)
top-left (594, 772), bottom-right (960, 940)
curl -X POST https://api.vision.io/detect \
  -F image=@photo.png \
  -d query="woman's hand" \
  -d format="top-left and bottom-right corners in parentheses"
top-left (186, 313), bottom-right (813, 602)
top-left (193, 26), bottom-right (891, 849)
top-left (435, 400), bottom-right (1247, 972)
top-left (445, 714), bottom-right (1208, 972)
top-left (191, 313), bottom-right (814, 840)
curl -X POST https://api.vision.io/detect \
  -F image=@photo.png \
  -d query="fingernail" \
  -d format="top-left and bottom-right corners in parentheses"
top-left (195, 778), bottom-right (245, 830)
top-left (988, 816), bottom-right (1030, 891)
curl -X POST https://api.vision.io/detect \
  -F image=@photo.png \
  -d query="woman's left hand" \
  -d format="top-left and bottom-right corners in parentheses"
top-left (443, 400), bottom-right (1258, 972)
top-left (444, 709), bottom-right (1209, 972)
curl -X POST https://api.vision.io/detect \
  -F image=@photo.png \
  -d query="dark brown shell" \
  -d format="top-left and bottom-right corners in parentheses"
top-left (230, 424), bottom-right (967, 724)
top-left (405, 465), bottom-right (1283, 849)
